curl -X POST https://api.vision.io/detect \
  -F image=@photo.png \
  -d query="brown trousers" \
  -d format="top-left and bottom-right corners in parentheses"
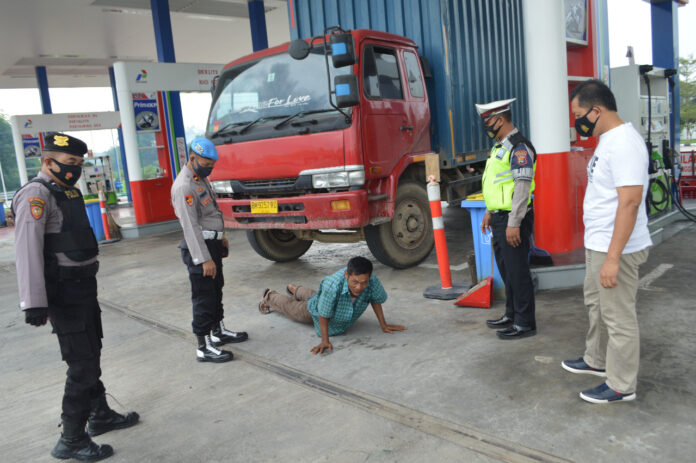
top-left (583, 248), bottom-right (649, 394)
top-left (264, 286), bottom-right (316, 324)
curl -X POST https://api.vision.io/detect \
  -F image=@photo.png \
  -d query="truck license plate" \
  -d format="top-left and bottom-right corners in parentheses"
top-left (250, 200), bottom-right (278, 214)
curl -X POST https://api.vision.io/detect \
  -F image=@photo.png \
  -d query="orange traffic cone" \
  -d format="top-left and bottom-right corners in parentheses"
top-left (454, 235), bottom-right (494, 308)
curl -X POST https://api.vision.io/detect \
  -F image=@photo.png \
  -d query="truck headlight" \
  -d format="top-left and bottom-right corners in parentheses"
top-left (308, 166), bottom-right (365, 189)
top-left (348, 169), bottom-right (365, 186)
top-left (211, 181), bottom-right (234, 194)
top-left (312, 172), bottom-right (349, 188)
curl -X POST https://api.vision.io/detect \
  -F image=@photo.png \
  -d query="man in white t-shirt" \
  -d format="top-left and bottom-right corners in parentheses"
top-left (562, 79), bottom-right (652, 404)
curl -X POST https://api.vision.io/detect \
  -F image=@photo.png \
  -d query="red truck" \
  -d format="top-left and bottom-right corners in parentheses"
top-left (206, 23), bottom-right (528, 269)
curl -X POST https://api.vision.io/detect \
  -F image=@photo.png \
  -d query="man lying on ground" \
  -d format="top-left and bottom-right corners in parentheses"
top-left (259, 256), bottom-right (406, 354)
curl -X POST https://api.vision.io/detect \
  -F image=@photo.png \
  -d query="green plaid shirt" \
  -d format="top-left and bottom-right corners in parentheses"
top-left (307, 267), bottom-right (388, 337)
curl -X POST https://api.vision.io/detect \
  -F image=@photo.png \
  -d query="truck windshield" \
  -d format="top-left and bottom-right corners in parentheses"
top-left (207, 47), bottom-right (353, 138)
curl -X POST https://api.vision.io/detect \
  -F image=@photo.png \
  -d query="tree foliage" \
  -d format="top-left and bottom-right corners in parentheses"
top-left (0, 114), bottom-right (21, 192)
top-left (680, 55), bottom-right (696, 140)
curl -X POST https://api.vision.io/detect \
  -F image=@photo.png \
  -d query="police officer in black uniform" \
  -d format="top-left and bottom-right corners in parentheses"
top-left (13, 133), bottom-right (138, 461)
top-left (171, 137), bottom-right (248, 362)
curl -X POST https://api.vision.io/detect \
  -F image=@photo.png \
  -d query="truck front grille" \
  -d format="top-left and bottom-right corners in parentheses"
top-left (241, 178), bottom-right (297, 188)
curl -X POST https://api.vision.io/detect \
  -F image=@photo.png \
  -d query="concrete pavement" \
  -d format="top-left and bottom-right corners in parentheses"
top-left (1, 205), bottom-right (694, 462)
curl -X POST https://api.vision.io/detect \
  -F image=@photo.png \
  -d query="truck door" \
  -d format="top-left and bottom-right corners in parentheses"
top-left (401, 50), bottom-right (430, 154)
top-left (361, 44), bottom-right (414, 176)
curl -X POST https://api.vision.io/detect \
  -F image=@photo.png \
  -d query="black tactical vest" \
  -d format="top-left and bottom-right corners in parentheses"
top-left (14, 178), bottom-right (99, 264)
top-left (508, 131), bottom-right (537, 156)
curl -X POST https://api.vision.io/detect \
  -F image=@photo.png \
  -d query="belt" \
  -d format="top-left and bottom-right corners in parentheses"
top-left (202, 230), bottom-right (224, 240)
top-left (57, 262), bottom-right (100, 280)
top-left (489, 206), bottom-right (533, 215)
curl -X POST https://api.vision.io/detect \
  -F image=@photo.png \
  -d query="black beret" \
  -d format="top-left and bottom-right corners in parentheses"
top-left (43, 132), bottom-right (88, 157)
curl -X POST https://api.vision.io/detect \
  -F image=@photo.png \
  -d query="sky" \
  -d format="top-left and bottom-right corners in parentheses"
top-left (0, 0), bottom-right (695, 154)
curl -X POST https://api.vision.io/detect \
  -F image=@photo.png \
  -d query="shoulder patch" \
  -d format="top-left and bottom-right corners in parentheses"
top-left (513, 147), bottom-right (529, 166)
top-left (185, 194), bottom-right (194, 207)
top-left (29, 197), bottom-right (45, 219)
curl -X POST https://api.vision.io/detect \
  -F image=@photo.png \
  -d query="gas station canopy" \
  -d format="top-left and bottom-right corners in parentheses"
top-left (0, 0), bottom-right (290, 89)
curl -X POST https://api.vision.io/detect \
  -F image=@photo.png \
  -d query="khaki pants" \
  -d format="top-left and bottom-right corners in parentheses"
top-left (264, 286), bottom-right (316, 324)
top-left (583, 248), bottom-right (649, 394)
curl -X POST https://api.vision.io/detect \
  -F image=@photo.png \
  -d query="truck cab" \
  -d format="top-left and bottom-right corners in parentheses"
top-left (207, 29), bottom-right (435, 268)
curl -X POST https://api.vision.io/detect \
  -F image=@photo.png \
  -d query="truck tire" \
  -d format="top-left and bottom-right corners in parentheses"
top-left (365, 181), bottom-right (434, 269)
top-left (246, 229), bottom-right (313, 262)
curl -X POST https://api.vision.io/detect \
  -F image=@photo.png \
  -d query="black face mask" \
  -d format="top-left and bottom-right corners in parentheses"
top-left (193, 158), bottom-right (213, 178)
top-left (484, 117), bottom-right (502, 139)
top-left (49, 159), bottom-right (82, 187)
top-left (574, 107), bottom-right (599, 137)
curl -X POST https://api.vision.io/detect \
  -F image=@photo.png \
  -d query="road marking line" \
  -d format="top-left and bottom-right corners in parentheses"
top-left (100, 298), bottom-right (571, 463)
top-left (639, 263), bottom-right (673, 290)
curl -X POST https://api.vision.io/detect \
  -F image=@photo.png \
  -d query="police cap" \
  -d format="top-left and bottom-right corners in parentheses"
top-left (475, 98), bottom-right (516, 121)
top-left (189, 137), bottom-right (219, 161)
top-left (43, 132), bottom-right (88, 157)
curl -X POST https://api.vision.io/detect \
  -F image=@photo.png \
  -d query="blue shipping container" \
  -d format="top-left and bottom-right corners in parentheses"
top-left (288, 0), bottom-right (529, 169)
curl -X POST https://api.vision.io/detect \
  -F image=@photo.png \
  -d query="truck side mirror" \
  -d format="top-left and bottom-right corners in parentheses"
top-left (210, 75), bottom-right (219, 95)
top-left (330, 33), bottom-right (355, 68)
top-left (419, 56), bottom-right (433, 79)
top-left (289, 39), bottom-right (311, 60)
top-left (334, 74), bottom-right (360, 108)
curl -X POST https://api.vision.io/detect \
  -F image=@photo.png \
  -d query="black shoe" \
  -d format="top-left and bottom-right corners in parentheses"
top-left (196, 335), bottom-right (233, 362)
top-left (210, 321), bottom-right (248, 345)
top-left (486, 315), bottom-right (513, 328)
top-left (51, 419), bottom-right (113, 461)
top-left (87, 395), bottom-right (140, 437)
top-left (496, 325), bottom-right (537, 340)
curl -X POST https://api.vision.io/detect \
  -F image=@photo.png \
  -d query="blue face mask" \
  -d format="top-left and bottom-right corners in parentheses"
top-left (193, 158), bottom-right (213, 178)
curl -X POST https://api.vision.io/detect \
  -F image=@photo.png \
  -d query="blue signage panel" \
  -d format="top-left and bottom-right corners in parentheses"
top-left (22, 134), bottom-right (41, 158)
top-left (132, 92), bottom-right (160, 132)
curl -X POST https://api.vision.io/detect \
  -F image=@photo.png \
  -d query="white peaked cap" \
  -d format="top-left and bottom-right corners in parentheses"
top-left (475, 98), bottom-right (517, 118)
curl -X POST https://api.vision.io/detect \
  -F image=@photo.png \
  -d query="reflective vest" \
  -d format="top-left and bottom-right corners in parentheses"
top-left (481, 132), bottom-right (536, 211)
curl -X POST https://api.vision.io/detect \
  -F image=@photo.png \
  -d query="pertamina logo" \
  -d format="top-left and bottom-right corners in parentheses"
top-left (136, 69), bottom-right (148, 83)
top-left (24, 119), bottom-right (32, 128)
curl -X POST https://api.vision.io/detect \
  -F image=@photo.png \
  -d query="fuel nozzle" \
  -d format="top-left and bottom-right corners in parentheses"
top-left (639, 64), bottom-right (654, 75)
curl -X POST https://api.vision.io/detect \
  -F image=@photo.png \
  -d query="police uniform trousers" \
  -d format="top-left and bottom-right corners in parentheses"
top-left (47, 275), bottom-right (105, 423)
top-left (490, 210), bottom-right (536, 329)
top-left (181, 239), bottom-right (225, 336)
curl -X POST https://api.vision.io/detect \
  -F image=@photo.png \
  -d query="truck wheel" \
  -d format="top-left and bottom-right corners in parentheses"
top-left (365, 181), bottom-right (434, 269)
top-left (246, 230), bottom-right (313, 262)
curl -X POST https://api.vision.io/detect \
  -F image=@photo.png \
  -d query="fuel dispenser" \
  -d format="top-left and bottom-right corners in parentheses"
top-left (611, 65), bottom-right (677, 217)
top-left (79, 154), bottom-right (118, 205)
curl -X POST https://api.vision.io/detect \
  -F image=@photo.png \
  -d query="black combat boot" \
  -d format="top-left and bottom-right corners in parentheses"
top-left (51, 418), bottom-right (113, 461)
top-left (210, 320), bottom-right (248, 345)
top-left (197, 334), bottom-right (233, 362)
top-left (87, 394), bottom-right (140, 437)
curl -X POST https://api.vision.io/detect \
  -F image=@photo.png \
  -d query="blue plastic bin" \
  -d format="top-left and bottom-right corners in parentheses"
top-left (84, 199), bottom-right (105, 242)
top-left (461, 200), bottom-right (504, 296)
top-left (0, 200), bottom-right (6, 226)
